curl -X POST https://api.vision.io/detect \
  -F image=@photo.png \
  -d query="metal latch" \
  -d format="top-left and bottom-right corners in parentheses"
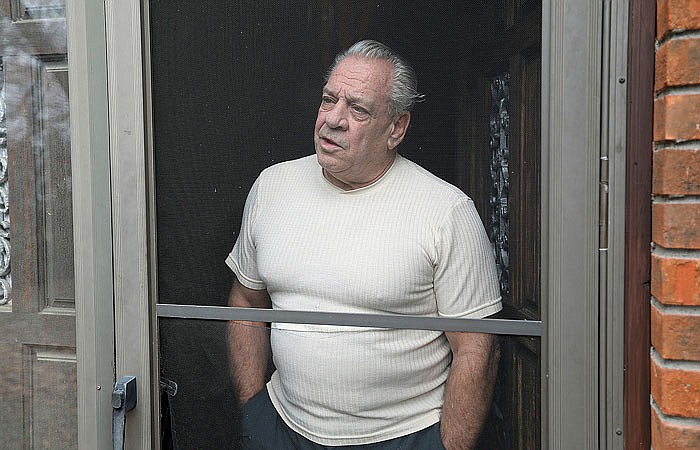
top-left (112, 376), bottom-right (137, 450)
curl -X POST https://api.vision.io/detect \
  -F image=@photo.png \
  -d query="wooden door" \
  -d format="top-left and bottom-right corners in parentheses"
top-left (0, 1), bottom-right (77, 448)
top-left (461, 1), bottom-right (542, 449)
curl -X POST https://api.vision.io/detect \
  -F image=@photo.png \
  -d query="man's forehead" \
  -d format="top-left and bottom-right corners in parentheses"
top-left (324, 57), bottom-right (392, 103)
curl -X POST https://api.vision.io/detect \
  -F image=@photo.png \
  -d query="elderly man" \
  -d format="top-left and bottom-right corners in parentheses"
top-left (227, 40), bottom-right (502, 450)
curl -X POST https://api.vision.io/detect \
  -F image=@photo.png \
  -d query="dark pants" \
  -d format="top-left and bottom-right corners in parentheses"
top-left (239, 389), bottom-right (447, 450)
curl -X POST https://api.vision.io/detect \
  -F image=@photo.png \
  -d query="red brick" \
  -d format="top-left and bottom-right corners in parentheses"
top-left (655, 38), bottom-right (700, 90)
top-left (653, 148), bottom-right (700, 195)
top-left (651, 202), bottom-right (700, 249)
top-left (651, 355), bottom-right (700, 418)
top-left (653, 203), bottom-right (700, 249)
top-left (654, 94), bottom-right (700, 142)
top-left (652, 303), bottom-right (700, 361)
top-left (657, 0), bottom-right (700, 40)
top-left (651, 254), bottom-right (700, 306)
top-left (652, 406), bottom-right (700, 449)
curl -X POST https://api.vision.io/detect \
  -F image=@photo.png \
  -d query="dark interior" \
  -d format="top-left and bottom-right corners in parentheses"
top-left (150, 1), bottom-right (541, 448)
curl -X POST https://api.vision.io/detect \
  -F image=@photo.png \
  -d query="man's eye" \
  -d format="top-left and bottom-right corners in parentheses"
top-left (351, 105), bottom-right (369, 116)
top-left (321, 96), bottom-right (336, 105)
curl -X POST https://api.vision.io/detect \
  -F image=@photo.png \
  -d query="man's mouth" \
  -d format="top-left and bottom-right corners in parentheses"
top-left (320, 135), bottom-right (343, 150)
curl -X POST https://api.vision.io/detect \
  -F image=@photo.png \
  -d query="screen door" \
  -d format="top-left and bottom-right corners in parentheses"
top-left (148, 1), bottom-right (542, 449)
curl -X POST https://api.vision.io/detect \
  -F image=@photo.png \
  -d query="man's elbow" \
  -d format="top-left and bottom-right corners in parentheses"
top-left (227, 278), bottom-right (271, 309)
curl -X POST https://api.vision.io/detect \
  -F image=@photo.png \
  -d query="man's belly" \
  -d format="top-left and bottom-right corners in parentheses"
top-left (268, 325), bottom-right (450, 434)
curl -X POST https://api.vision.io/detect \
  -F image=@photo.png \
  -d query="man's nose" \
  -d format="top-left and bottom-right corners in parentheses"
top-left (325, 103), bottom-right (349, 130)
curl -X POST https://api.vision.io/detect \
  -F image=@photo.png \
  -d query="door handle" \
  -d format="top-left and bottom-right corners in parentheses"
top-left (112, 376), bottom-right (137, 450)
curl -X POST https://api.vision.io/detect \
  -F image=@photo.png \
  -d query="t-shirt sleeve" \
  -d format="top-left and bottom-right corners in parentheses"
top-left (434, 197), bottom-right (502, 318)
top-left (225, 177), bottom-right (267, 290)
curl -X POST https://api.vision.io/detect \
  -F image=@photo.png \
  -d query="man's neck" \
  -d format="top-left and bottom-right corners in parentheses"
top-left (323, 154), bottom-right (397, 191)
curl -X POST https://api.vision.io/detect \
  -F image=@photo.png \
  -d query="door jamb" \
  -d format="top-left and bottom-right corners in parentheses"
top-left (623, 0), bottom-right (654, 447)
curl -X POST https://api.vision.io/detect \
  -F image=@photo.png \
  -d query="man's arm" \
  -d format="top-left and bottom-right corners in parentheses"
top-left (440, 331), bottom-right (500, 450)
top-left (226, 278), bottom-right (272, 406)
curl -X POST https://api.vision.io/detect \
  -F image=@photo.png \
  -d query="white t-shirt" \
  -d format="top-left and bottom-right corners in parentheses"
top-left (227, 154), bottom-right (501, 445)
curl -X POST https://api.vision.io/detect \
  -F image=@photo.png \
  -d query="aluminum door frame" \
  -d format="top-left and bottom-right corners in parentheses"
top-left (69, 0), bottom-right (631, 448)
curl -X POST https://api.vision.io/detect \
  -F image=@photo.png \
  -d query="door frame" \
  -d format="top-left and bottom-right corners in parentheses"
top-left (67, 0), bottom-right (115, 448)
top-left (624, 0), bottom-right (655, 447)
top-left (103, 0), bottom-right (157, 447)
top-left (541, 0), bottom-right (630, 447)
top-left (69, 0), bottom-right (641, 448)
top-left (69, 0), bottom-right (157, 448)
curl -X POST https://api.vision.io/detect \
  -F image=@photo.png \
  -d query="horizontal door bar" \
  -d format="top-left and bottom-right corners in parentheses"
top-left (156, 304), bottom-right (542, 336)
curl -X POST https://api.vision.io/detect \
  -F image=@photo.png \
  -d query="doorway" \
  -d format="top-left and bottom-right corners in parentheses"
top-left (149, 1), bottom-right (542, 449)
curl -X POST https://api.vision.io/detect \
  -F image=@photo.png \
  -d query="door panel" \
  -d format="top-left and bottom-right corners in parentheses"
top-left (510, 45), bottom-right (541, 319)
top-left (9, 54), bottom-right (73, 311)
top-left (504, 13), bottom-right (542, 450)
top-left (0, 1), bottom-right (77, 448)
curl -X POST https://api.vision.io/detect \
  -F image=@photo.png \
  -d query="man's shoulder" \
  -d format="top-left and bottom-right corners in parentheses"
top-left (396, 155), bottom-right (470, 205)
top-left (257, 154), bottom-right (318, 185)
top-left (261, 154), bottom-right (317, 175)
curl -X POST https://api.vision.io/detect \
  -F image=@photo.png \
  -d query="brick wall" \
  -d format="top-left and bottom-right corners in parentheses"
top-left (651, 0), bottom-right (700, 448)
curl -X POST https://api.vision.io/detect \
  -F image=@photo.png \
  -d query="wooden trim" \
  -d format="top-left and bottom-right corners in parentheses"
top-left (624, 0), bottom-right (654, 448)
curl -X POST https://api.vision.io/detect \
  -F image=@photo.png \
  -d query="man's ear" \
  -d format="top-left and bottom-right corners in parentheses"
top-left (387, 112), bottom-right (411, 150)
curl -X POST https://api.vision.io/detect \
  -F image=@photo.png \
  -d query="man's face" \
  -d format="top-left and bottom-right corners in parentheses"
top-left (314, 56), bottom-right (410, 190)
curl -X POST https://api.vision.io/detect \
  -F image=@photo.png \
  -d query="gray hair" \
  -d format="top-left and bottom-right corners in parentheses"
top-left (326, 40), bottom-right (425, 117)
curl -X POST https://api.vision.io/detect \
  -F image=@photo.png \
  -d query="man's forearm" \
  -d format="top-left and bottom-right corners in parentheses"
top-left (228, 320), bottom-right (270, 405)
top-left (226, 279), bottom-right (272, 406)
top-left (440, 332), bottom-right (500, 450)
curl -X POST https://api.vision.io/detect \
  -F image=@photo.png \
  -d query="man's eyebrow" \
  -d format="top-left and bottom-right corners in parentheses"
top-left (345, 93), bottom-right (369, 105)
top-left (322, 86), bottom-right (366, 102)
top-left (321, 86), bottom-right (376, 112)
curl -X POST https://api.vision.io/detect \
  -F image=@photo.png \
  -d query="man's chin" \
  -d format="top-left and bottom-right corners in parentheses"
top-left (316, 151), bottom-right (339, 170)
top-left (316, 155), bottom-right (347, 180)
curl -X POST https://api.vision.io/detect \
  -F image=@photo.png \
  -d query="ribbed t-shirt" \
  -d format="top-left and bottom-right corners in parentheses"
top-left (226, 153), bottom-right (502, 445)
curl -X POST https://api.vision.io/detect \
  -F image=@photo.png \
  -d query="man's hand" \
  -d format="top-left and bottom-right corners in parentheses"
top-left (440, 332), bottom-right (500, 450)
top-left (227, 279), bottom-right (272, 406)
